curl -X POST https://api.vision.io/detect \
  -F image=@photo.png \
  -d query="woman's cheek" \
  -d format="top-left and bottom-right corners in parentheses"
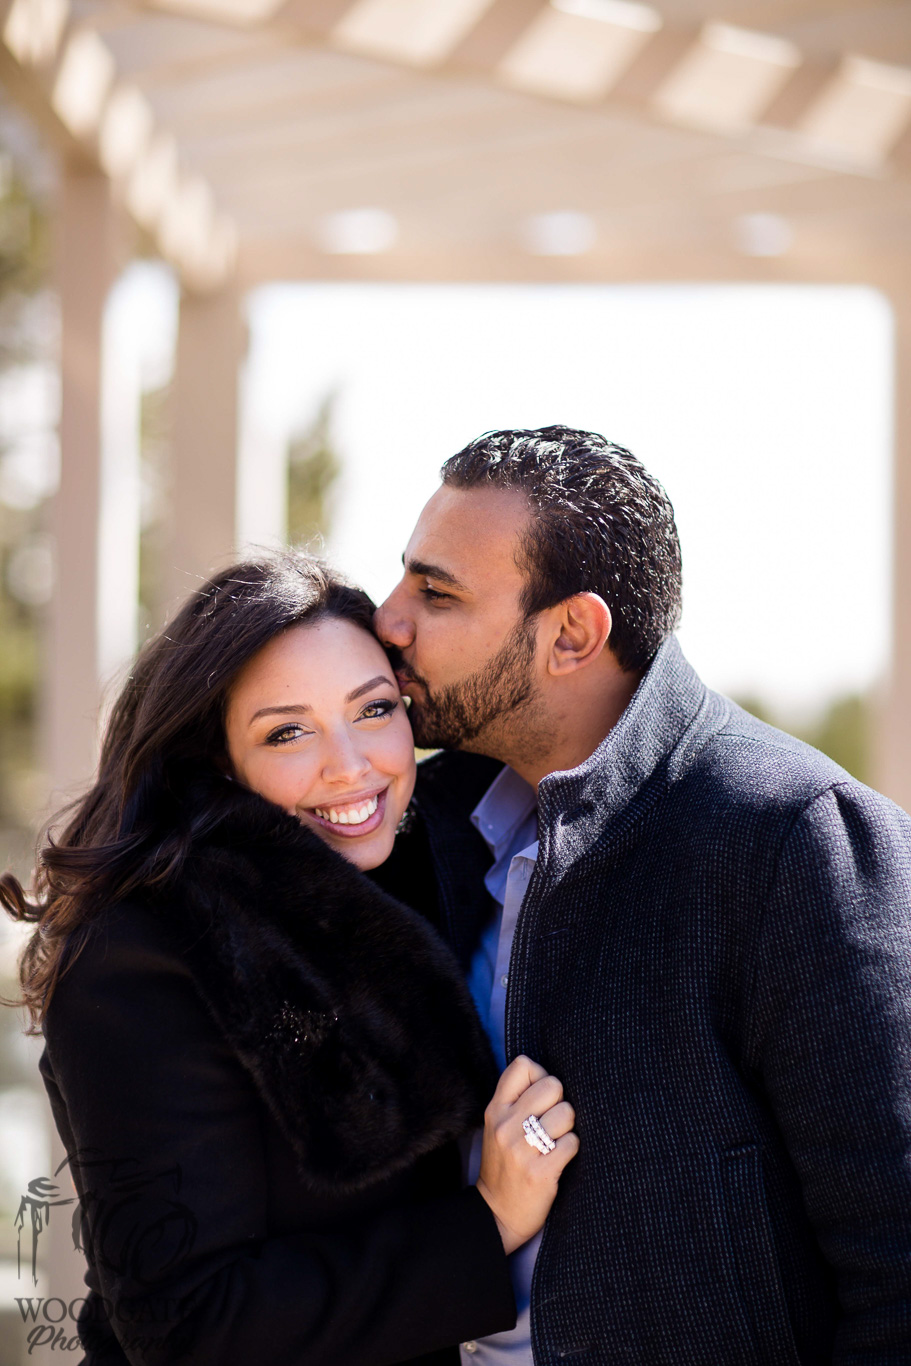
top-left (252, 752), bottom-right (315, 810)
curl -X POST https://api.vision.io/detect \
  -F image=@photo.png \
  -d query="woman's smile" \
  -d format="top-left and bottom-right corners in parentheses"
top-left (305, 786), bottom-right (387, 836)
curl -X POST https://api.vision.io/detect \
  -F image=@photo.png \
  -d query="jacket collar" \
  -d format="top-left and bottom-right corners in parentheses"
top-left (536, 636), bottom-right (729, 862)
top-left (150, 781), bottom-right (498, 1195)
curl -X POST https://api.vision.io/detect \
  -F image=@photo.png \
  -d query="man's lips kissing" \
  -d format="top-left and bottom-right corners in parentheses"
top-left (394, 668), bottom-right (423, 696)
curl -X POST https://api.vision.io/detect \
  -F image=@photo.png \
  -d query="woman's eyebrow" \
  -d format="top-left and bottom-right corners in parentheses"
top-left (249, 676), bottom-right (394, 724)
top-left (249, 703), bottom-right (311, 723)
top-left (346, 675), bottom-right (396, 703)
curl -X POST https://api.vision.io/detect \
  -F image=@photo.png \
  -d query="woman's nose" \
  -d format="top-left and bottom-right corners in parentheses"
top-left (321, 732), bottom-right (372, 785)
top-left (374, 585), bottom-right (414, 649)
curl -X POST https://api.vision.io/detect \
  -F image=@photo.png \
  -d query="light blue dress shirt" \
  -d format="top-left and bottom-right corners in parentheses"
top-left (460, 766), bottom-right (539, 1365)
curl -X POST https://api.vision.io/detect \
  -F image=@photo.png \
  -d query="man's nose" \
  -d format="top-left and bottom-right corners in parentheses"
top-left (374, 582), bottom-right (414, 649)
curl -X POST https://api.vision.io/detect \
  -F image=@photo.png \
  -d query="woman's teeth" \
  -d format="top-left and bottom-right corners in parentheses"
top-left (314, 795), bottom-right (379, 826)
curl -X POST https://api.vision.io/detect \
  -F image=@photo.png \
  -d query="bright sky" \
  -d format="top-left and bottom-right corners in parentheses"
top-left (243, 281), bottom-right (893, 718)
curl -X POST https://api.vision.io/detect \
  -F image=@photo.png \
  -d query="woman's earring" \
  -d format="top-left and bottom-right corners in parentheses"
top-left (395, 804), bottom-right (414, 835)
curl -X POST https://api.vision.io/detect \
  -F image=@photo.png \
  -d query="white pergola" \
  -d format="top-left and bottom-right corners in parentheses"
top-left (2, 0), bottom-right (911, 1306)
top-left (1, 0), bottom-right (910, 800)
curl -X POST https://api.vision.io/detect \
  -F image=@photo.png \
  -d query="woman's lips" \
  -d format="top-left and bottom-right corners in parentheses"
top-left (305, 787), bottom-right (388, 839)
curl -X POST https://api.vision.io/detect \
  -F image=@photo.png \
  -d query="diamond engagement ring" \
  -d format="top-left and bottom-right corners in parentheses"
top-left (523, 1114), bottom-right (556, 1155)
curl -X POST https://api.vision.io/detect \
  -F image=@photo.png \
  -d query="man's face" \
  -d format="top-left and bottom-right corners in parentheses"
top-left (375, 485), bottom-right (545, 755)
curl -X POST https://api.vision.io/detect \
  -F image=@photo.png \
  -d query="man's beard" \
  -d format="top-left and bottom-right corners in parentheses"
top-left (395, 617), bottom-right (540, 753)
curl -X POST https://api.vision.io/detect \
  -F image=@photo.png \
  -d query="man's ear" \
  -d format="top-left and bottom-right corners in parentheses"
top-left (548, 593), bottom-right (612, 676)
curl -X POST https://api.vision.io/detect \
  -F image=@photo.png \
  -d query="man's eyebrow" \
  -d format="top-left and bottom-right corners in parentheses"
top-left (403, 556), bottom-right (469, 592)
top-left (249, 676), bottom-right (395, 725)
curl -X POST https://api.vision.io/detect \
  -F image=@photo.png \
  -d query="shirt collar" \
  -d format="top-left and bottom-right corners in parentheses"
top-left (470, 764), bottom-right (537, 861)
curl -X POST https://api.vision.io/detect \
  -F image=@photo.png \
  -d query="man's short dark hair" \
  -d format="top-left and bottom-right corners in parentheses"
top-left (441, 424), bottom-right (682, 673)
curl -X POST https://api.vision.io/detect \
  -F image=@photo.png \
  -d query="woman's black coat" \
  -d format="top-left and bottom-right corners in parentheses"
top-left (38, 782), bottom-right (516, 1366)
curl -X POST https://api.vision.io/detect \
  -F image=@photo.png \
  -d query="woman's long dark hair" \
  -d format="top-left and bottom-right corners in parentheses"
top-left (0, 553), bottom-right (376, 1031)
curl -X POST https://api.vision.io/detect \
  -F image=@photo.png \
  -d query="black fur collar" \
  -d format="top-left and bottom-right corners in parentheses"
top-left (151, 782), bottom-right (498, 1195)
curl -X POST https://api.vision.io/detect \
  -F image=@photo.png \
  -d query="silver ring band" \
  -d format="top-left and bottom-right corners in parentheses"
top-left (523, 1113), bottom-right (556, 1155)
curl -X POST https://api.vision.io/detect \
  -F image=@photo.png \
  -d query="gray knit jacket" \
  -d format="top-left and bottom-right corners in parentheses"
top-left (402, 635), bottom-right (911, 1365)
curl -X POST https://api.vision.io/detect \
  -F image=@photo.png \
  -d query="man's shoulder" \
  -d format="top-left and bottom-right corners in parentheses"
top-left (688, 695), bottom-right (901, 830)
top-left (711, 699), bottom-right (843, 778)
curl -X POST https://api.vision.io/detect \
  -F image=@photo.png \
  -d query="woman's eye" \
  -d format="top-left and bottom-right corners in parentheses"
top-left (359, 699), bottom-right (398, 721)
top-left (265, 724), bottom-right (310, 746)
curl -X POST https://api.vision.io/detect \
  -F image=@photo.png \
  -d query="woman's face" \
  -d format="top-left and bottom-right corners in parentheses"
top-left (224, 616), bottom-right (416, 871)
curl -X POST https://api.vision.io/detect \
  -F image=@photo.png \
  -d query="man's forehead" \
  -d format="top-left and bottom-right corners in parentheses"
top-left (405, 484), bottom-right (530, 582)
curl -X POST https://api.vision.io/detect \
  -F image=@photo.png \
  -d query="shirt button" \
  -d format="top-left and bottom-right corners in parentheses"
top-left (500, 974), bottom-right (509, 988)
top-left (463, 1343), bottom-right (479, 1354)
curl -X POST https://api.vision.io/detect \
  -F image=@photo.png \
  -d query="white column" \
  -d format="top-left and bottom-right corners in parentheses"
top-left (97, 274), bottom-right (145, 693)
top-left (45, 168), bottom-right (125, 803)
top-left (165, 284), bottom-right (245, 613)
top-left (41, 163), bottom-right (128, 1325)
top-left (237, 287), bottom-right (291, 559)
top-left (879, 292), bottom-right (911, 814)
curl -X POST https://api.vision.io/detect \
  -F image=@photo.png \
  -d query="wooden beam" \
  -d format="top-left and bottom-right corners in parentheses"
top-left (1, 6), bottom-right (238, 288)
top-left (207, 130), bottom-right (884, 232)
top-left (446, 0), bottom-right (548, 68)
top-left (608, 25), bottom-right (700, 105)
top-left (890, 116), bottom-right (911, 177)
top-left (445, 12), bottom-right (911, 183)
top-left (236, 235), bottom-right (898, 288)
top-left (143, 51), bottom-right (422, 139)
top-left (276, 0), bottom-right (355, 32)
top-left (760, 54), bottom-right (839, 129)
top-left (0, 41), bottom-right (96, 168)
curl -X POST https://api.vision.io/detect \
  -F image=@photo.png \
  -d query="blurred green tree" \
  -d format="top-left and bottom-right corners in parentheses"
top-left (804, 694), bottom-right (871, 786)
top-left (287, 393), bottom-right (341, 548)
top-left (0, 154), bottom-right (50, 842)
top-left (137, 380), bottom-right (172, 635)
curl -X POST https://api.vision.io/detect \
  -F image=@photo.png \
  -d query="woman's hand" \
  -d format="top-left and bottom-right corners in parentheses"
top-left (475, 1055), bottom-right (579, 1255)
